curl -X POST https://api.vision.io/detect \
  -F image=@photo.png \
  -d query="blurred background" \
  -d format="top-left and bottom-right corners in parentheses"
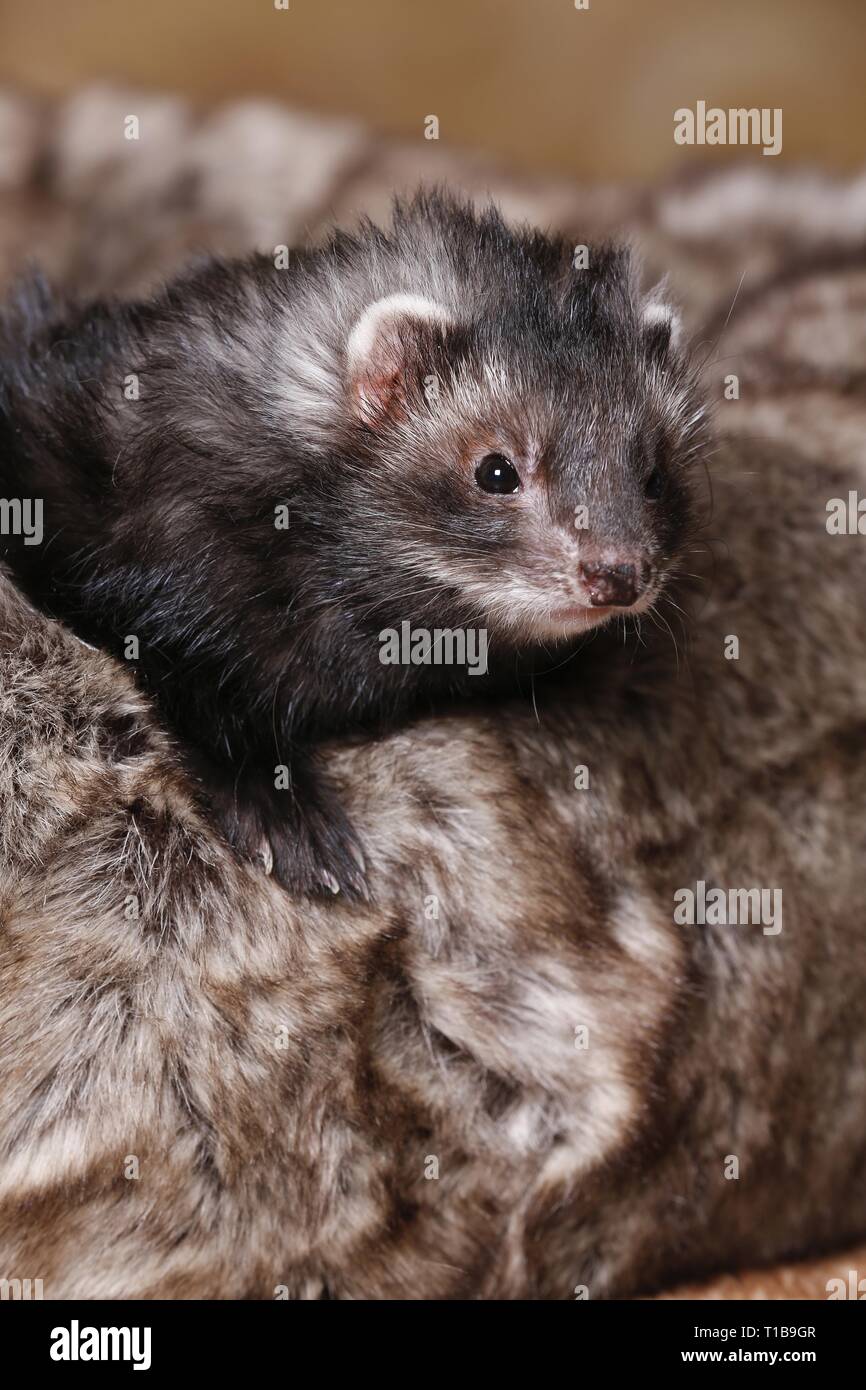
top-left (1, 0), bottom-right (865, 180)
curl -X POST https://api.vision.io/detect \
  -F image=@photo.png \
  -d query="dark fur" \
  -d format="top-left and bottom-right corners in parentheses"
top-left (0, 193), bottom-right (705, 895)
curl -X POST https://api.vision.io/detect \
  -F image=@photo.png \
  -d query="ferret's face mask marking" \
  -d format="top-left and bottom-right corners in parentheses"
top-left (346, 264), bottom-right (706, 646)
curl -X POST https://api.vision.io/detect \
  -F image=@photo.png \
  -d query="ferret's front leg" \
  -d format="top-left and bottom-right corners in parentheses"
top-left (191, 745), bottom-right (369, 901)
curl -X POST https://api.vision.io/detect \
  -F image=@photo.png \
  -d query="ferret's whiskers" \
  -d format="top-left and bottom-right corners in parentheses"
top-left (647, 604), bottom-right (681, 673)
top-left (695, 269), bottom-right (747, 374)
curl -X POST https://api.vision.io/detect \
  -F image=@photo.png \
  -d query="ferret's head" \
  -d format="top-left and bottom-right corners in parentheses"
top-left (338, 218), bottom-right (708, 645)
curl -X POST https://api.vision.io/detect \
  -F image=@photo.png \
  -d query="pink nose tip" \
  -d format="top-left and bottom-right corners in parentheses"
top-left (579, 561), bottom-right (641, 608)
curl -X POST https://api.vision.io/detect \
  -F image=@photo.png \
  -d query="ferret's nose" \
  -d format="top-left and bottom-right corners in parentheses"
top-left (579, 561), bottom-right (641, 608)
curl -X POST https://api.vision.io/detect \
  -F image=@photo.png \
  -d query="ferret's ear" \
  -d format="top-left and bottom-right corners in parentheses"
top-left (641, 292), bottom-right (685, 361)
top-left (346, 293), bottom-right (453, 425)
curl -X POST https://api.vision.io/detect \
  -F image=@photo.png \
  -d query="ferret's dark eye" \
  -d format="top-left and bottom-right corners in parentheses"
top-left (475, 453), bottom-right (521, 495)
top-left (645, 467), bottom-right (664, 500)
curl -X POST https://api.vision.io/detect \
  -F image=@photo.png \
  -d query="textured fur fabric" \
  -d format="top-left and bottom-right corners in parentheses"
top-left (1, 87), bottom-right (866, 1298)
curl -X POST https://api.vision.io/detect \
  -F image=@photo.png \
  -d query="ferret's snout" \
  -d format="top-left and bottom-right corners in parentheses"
top-left (579, 560), bottom-right (650, 608)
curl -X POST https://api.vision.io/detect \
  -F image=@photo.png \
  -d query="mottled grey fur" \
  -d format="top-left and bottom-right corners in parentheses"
top-left (1, 238), bottom-right (865, 1296)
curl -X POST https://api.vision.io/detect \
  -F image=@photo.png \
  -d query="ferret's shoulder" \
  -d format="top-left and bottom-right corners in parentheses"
top-left (0, 272), bottom-right (146, 406)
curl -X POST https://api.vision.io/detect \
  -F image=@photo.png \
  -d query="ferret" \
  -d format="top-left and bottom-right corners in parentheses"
top-left (0, 191), bottom-right (707, 897)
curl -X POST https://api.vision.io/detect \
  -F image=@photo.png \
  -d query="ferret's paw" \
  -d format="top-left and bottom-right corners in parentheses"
top-left (269, 806), bottom-right (370, 903)
top-left (202, 762), bottom-right (370, 903)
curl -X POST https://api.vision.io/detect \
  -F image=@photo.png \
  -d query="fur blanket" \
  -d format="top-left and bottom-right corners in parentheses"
top-left (1, 86), bottom-right (866, 1299)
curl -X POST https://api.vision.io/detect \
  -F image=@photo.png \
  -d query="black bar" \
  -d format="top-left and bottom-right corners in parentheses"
top-left (4, 1297), bottom-right (860, 1375)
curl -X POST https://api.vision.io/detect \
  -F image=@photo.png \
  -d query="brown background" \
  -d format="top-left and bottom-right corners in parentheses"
top-left (1, 0), bottom-right (864, 180)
